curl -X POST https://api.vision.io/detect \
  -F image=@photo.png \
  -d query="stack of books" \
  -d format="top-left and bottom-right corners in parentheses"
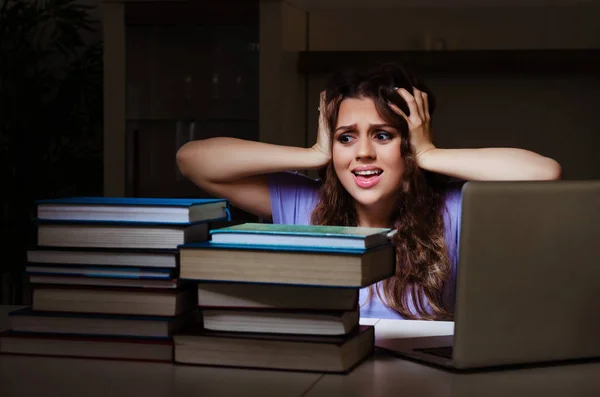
top-left (174, 223), bottom-right (396, 373)
top-left (0, 197), bottom-right (228, 362)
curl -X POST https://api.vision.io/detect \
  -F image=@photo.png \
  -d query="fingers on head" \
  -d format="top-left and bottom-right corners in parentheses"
top-left (387, 101), bottom-right (408, 121)
top-left (394, 87), bottom-right (419, 118)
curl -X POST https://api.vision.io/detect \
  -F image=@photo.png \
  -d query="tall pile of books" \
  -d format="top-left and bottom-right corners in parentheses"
top-left (174, 223), bottom-right (396, 373)
top-left (0, 197), bottom-right (228, 362)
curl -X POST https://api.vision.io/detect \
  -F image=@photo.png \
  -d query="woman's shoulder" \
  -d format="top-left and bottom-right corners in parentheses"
top-left (268, 171), bottom-right (321, 190)
top-left (442, 179), bottom-right (466, 211)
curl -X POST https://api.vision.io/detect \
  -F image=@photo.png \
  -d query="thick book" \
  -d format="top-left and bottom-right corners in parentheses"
top-left (28, 275), bottom-right (183, 289)
top-left (174, 325), bottom-right (374, 373)
top-left (32, 286), bottom-right (196, 316)
top-left (197, 282), bottom-right (358, 311)
top-left (37, 222), bottom-right (208, 249)
top-left (26, 247), bottom-right (178, 268)
top-left (8, 308), bottom-right (194, 339)
top-left (210, 223), bottom-right (391, 250)
top-left (179, 242), bottom-right (396, 287)
top-left (201, 309), bottom-right (359, 335)
top-left (0, 332), bottom-right (173, 363)
top-left (35, 197), bottom-right (228, 224)
top-left (25, 265), bottom-right (174, 280)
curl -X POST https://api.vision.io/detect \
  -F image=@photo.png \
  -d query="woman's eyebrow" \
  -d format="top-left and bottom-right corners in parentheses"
top-left (334, 123), bottom-right (397, 136)
top-left (368, 123), bottom-right (395, 130)
top-left (334, 124), bottom-right (356, 133)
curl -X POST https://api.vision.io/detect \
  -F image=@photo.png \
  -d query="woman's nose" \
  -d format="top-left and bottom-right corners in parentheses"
top-left (355, 138), bottom-right (376, 161)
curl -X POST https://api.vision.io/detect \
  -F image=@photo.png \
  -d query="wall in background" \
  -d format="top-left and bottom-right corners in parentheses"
top-left (259, 1), bottom-right (307, 147)
top-left (308, 5), bottom-right (599, 50)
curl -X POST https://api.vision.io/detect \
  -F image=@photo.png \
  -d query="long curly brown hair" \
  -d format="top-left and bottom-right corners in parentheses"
top-left (310, 63), bottom-right (452, 320)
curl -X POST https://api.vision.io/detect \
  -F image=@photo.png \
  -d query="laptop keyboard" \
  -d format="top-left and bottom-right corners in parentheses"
top-left (414, 346), bottom-right (453, 359)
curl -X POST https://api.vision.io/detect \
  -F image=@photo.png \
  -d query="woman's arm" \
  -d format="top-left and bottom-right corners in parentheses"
top-left (177, 138), bottom-right (328, 183)
top-left (176, 93), bottom-right (331, 218)
top-left (176, 138), bottom-right (327, 219)
top-left (416, 147), bottom-right (561, 181)
top-left (390, 87), bottom-right (562, 181)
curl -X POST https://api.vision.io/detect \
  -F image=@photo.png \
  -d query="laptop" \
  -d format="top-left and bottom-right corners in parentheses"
top-left (376, 180), bottom-right (600, 370)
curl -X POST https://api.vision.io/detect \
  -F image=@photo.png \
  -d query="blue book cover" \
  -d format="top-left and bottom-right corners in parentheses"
top-left (179, 241), bottom-right (395, 255)
top-left (26, 246), bottom-right (179, 253)
top-left (34, 219), bottom-right (213, 226)
top-left (35, 196), bottom-right (229, 225)
top-left (25, 265), bottom-right (174, 280)
top-left (209, 223), bottom-right (392, 250)
top-left (35, 197), bottom-right (226, 207)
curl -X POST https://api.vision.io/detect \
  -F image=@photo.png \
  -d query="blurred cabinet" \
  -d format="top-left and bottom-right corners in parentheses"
top-left (103, 0), bottom-right (259, 199)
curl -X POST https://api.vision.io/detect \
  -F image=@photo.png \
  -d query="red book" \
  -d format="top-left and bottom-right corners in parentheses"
top-left (0, 332), bottom-right (173, 363)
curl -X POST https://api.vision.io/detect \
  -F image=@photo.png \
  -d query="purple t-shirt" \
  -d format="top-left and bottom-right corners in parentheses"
top-left (267, 171), bottom-right (463, 319)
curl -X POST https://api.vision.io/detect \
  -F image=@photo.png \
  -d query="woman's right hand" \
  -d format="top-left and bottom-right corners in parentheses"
top-left (310, 90), bottom-right (332, 166)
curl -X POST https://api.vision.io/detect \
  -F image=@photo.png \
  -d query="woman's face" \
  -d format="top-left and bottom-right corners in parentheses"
top-left (332, 96), bottom-right (404, 209)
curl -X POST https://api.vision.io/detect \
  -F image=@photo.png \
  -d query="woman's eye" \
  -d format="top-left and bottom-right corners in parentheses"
top-left (375, 131), bottom-right (393, 141)
top-left (337, 134), bottom-right (354, 144)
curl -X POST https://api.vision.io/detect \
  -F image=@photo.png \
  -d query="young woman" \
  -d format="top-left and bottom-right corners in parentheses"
top-left (176, 63), bottom-right (561, 320)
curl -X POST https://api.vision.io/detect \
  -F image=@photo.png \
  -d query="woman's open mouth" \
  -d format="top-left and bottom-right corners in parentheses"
top-left (352, 169), bottom-right (383, 189)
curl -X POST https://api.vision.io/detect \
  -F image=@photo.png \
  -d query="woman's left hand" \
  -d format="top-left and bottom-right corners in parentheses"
top-left (388, 87), bottom-right (436, 161)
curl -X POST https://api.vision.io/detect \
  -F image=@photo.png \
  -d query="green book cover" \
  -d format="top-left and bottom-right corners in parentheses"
top-left (210, 223), bottom-right (390, 239)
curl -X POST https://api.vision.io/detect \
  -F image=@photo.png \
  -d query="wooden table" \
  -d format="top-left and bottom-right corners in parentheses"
top-left (1, 306), bottom-right (598, 397)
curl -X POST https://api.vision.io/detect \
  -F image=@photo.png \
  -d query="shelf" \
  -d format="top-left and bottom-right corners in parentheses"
top-left (126, 118), bottom-right (258, 123)
top-left (297, 49), bottom-right (600, 76)
top-left (124, 0), bottom-right (258, 26)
